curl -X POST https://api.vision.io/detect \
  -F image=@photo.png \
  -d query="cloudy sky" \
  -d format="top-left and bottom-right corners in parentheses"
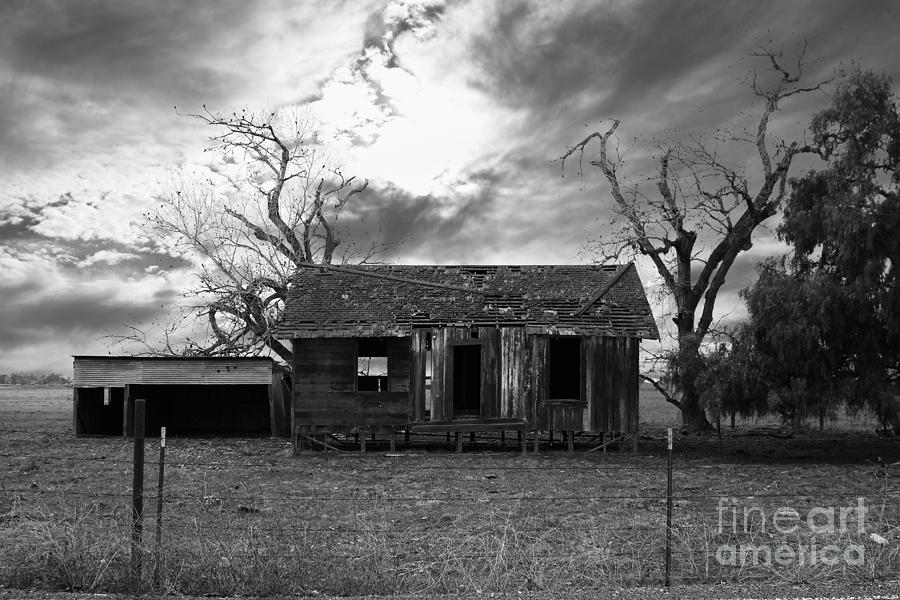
top-left (1, 0), bottom-right (899, 374)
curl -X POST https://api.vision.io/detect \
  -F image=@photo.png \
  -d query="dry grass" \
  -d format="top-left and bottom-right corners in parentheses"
top-left (0, 385), bottom-right (897, 595)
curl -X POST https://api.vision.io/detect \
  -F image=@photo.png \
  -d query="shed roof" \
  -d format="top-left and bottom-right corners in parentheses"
top-left (276, 264), bottom-right (659, 339)
top-left (73, 355), bottom-right (276, 363)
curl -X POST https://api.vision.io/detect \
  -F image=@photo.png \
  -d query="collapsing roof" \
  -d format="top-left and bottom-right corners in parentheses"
top-left (276, 264), bottom-right (659, 339)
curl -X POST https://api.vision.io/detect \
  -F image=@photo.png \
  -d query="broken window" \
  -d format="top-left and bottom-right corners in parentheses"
top-left (548, 337), bottom-right (581, 400)
top-left (357, 338), bottom-right (389, 392)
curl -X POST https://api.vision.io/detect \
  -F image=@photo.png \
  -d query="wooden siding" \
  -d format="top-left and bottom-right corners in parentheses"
top-left (389, 337), bottom-right (411, 393)
top-left (410, 329), bottom-right (428, 421)
top-left (294, 392), bottom-right (408, 426)
top-left (291, 330), bottom-right (640, 436)
top-left (528, 335), bottom-right (640, 433)
top-left (592, 337), bottom-right (640, 433)
top-left (293, 337), bottom-right (411, 428)
top-left (294, 339), bottom-right (356, 393)
top-left (529, 335), bottom-right (548, 427)
top-left (478, 327), bottom-right (501, 419)
top-left (500, 327), bottom-right (528, 420)
top-left (74, 358), bottom-right (274, 387)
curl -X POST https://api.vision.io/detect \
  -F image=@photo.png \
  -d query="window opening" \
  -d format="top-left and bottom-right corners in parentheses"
top-left (358, 338), bottom-right (389, 392)
top-left (548, 338), bottom-right (581, 400)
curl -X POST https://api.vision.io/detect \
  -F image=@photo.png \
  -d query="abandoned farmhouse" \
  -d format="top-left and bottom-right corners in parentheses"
top-left (74, 263), bottom-right (659, 452)
top-left (277, 263), bottom-right (658, 450)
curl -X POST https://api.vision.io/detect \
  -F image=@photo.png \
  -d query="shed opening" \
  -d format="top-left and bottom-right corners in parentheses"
top-left (129, 384), bottom-right (271, 436)
top-left (75, 387), bottom-right (124, 435)
top-left (549, 338), bottom-right (581, 400)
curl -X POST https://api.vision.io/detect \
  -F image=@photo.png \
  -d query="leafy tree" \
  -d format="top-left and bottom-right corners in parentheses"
top-left (695, 324), bottom-right (769, 429)
top-left (751, 68), bottom-right (900, 432)
top-left (561, 44), bottom-right (832, 429)
top-left (742, 259), bottom-right (854, 428)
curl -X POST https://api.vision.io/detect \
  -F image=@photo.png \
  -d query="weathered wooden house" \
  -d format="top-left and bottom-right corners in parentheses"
top-left (276, 264), bottom-right (658, 451)
top-left (73, 356), bottom-right (289, 437)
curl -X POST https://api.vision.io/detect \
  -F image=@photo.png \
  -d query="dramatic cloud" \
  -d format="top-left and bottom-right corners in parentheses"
top-left (1, 0), bottom-right (898, 372)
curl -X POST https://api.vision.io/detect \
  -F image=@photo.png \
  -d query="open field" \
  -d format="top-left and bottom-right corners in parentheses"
top-left (1, 385), bottom-right (898, 596)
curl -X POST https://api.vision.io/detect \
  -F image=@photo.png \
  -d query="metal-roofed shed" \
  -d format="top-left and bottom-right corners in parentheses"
top-left (73, 356), bottom-right (289, 437)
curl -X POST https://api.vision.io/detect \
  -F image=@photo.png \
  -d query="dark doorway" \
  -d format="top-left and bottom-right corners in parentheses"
top-left (130, 384), bottom-right (271, 436)
top-left (453, 344), bottom-right (481, 416)
top-left (75, 387), bottom-right (124, 435)
top-left (549, 338), bottom-right (581, 399)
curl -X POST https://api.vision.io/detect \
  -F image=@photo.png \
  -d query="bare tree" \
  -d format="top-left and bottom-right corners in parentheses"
top-left (561, 44), bottom-right (832, 429)
top-left (123, 107), bottom-right (373, 363)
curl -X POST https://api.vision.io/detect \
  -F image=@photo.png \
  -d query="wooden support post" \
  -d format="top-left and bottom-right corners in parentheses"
top-left (404, 429), bottom-right (410, 443)
top-left (521, 430), bottom-right (527, 455)
top-left (123, 385), bottom-right (132, 437)
top-left (455, 432), bottom-right (462, 453)
top-left (446, 432), bottom-right (451, 443)
top-left (360, 428), bottom-right (367, 454)
top-left (549, 430), bottom-right (554, 443)
top-left (500, 431), bottom-right (506, 446)
top-left (532, 430), bottom-right (539, 454)
top-left (72, 388), bottom-right (80, 436)
top-left (390, 431), bottom-right (396, 452)
top-left (469, 432), bottom-right (475, 445)
top-left (568, 430), bottom-right (574, 455)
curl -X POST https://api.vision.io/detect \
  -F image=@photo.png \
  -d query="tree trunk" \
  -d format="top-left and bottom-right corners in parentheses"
top-left (680, 382), bottom-right (711, 430)
top-left (676, 323), bottom-right (712, 431)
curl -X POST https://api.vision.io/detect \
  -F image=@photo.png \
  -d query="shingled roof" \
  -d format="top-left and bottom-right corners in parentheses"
top-left (275, 264), bottom-right (659, 339)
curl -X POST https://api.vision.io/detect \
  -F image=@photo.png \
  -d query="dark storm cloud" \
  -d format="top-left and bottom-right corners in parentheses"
top-left (2, 1), bottom-right (239, 99)
top-left (0, 0), bottom-right (243, 167)
top-left (466, 0), bottom-right (900, 157)
top-left (469, 1), bottom-right (761, 111)
top-left (339, 176), bottom-right (504, 263)
top-left (0, 289), bottom-right (166, 350)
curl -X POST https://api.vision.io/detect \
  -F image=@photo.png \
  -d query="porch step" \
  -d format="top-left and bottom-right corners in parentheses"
top-left (410, 418), bottom-right (528, 433)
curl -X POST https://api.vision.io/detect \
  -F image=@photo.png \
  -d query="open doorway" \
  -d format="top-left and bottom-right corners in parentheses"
top-left (453, 344), bottom-right (481, 416)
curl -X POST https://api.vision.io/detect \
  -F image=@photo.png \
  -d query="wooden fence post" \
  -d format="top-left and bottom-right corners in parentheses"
top-left (153, 426), bottom-right (166, 585)
top-left (130, 398), bottom-right (146, 589)
top-left (665, 428), bottom-right (673, 587)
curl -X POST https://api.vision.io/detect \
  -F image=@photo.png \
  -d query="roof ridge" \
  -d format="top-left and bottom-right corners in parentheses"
top-left (572, 263), bottom-right (633, 317)
top-left (296, 263), bottom-right (488, 295)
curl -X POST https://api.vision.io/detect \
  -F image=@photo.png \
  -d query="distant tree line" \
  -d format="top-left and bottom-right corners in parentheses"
top-left (0, 373), bottom-right (72, 385)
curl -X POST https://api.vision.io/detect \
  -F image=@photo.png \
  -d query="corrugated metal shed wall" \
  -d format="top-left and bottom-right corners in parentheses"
top-left (74, 358), bottom-right (274, 387)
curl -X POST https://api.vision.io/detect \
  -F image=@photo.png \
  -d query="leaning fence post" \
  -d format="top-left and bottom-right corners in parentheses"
top-left (665, 427), bottom-right (673, 587)
top-left (153, 426), bottom-right (166, 585)
top-left (130, 398), bottom-right (146, 589)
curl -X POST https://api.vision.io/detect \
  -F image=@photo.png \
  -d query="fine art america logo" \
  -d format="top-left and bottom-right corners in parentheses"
top-left (715, 497), bottom-right (868, 566)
